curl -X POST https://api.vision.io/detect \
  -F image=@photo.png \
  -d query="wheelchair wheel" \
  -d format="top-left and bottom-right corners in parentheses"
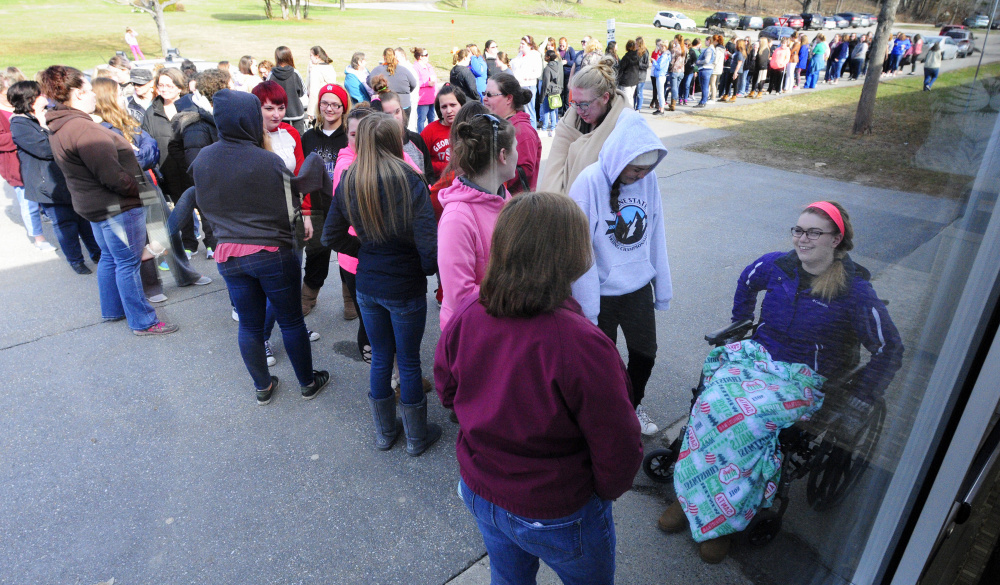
top-left (806, 399), bottom-right (886, 511)
top-left (743, 509), bottom-right (783, 546)
top-left (642, 448), bottom-right (676, 483)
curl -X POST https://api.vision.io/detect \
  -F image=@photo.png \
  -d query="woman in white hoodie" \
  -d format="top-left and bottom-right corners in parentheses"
top-left (509, 35), bottom-right (544, 128)
top-left (306, 46), bottom-right (338, 122)
top-left (569, 108), bottom-right (672, 436)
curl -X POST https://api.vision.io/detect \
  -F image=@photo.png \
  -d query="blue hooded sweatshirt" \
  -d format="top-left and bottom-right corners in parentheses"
top-left (192, 89), bottom-right (295, 248)
top-left (569, 109), bottom-right (672, 324)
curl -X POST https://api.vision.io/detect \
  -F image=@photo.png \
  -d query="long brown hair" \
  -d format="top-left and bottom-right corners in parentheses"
top-left (93, 77), bottom-right (140, 145)
top-left (275, 46), bottom-right (294, 68)
top-left (480, 192), bottom-right (592, 318)
top-left (342, 113), bottom-right (417, 243)
top-left (382, 47), bottom-right (398, 76)
top-left (802, 201), bottom-right (854, 301)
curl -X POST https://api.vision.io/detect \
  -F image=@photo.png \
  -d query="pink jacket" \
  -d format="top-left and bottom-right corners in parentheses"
top-left (769, 46), bottom-right (791, 70)
top-left (414, 60), bottom-right (438, 106)
top-left (437, 177), bottom-right (508, 329)
top-left (331, 146), bottom-right (420, 274)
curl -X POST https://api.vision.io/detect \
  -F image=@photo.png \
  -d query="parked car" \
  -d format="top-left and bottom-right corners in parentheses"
top-left (705, 11), bottom-right (741, 29)
top-left (739, 15), bottom-right (764, 30)
top-left (653, 11), bottom-right (698, 30)
top-left (823, 16), bottom-right (839, 29)
top-left (837, 12), bottom-right (864, 27)
top-left (920, 36), bottom-right (960, 60)
top-left (801, 13), bottom-right (826, 29)
top-left (964, 14), bottom-right (991, 28)
top-left (776, 14), bottom-right (804, 29)
top-left (945, 29), bottom-right (978, 57)
top-left (760, 25), bottom-right (796, 42)
top-left (939, 24), bottom-right (967, 36)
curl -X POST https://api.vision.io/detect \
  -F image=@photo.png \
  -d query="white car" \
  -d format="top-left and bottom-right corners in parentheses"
top-left (654, 11), bottom-right (698, 30)
top-left (921, 36), bottom-right (960, 60)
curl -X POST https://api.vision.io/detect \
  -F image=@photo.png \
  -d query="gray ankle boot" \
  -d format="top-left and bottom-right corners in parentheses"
top-left (400, 396), bottom-right (442, 457)
top-left (368, 393), bottom-right (401, 451)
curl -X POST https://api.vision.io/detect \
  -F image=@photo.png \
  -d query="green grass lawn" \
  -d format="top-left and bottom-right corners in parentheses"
top-left (678, 62), bottom-right (1000, 198)
top-left (0, 0), bottom-right (709, 77)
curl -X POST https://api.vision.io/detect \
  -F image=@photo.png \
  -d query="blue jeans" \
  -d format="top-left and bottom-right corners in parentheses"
top-left (219, 248), bottom-right (315, 389)
top-left (738, 70), bottom-right (749, 94)
top-left (924, 67), bottom-right (940, 89)
top-left (14, 186), bottom-right (43, 238)
top-left (459, 478), bottom-right (616, 585)
top-left (669, 72), bottom-right (682, 102)
top-left (682, 72), bottom-right (695, 100)
top-left (889, 54), bottom-right (902, 72)
top-left (634, 80), bottom-right (646, 109)
top-left (524, 85), bottom-right (538, 127)
top-left (356, 290), bottom-right (427, 405)
top-left (698, 68), bottom-right (713, 105)
top-left (90, 207), bottom-right (158, 330)
top-left (43, 203), bottom-right (100, 266)
top-left (540, 97), bottom-right (559, 131)
top-left (831, 58), bottom-right (845, 80)
top-left (416, 104), bottom-right (435, 133)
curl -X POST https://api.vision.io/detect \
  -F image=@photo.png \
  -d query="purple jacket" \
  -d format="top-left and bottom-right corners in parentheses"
top-left (733, 251), bottom-right (903, 401)
top-left (435, 294), bottom-right (643, 519)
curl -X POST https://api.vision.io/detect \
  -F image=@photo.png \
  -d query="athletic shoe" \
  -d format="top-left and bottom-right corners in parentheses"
top-left (257, 376), bottom-right (279, 405)
top-left (231, 308), bottom-right (239, 322)
top-left (133, 321), bottom-right (179, 336)
top-left (35, 241), bottom-right (57, 252)
top-left (264, 340), bottom-right (276, 367)
top-left (206, 247), bottom-right (214, 259)
top-left (193, 276), bottom-right (212, 285)
top-left (636, 405), bottom-right (659, 436)
top-left (184, 249), bottom-right (193, 259)
top-left (158, 261), bottom-right (170, 271)
top-left (307, 329), bottom-right (320, 342)
top-left (693, 103), bottom-right (706, 108)
top-left (301, 370), bottom-right (330, 400)
top-left (147, 294), bottom-right (168, 303)
top-left (70, 262), bottom-right (92, 275)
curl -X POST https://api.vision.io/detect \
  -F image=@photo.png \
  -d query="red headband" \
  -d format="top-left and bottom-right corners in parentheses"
top-left (806, 201), bottom-right (845, 235)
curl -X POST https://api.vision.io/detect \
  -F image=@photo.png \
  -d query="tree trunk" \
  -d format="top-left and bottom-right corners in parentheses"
top-left (462, 0), bottom-right (468, 8)
top-left (280, 0), bottom-right (289, 19)
top-left (852, 0), bottom-right (902, 134)
top-left (263, 0), bottom-right (273, 19)
top-left (153, 2), bottom-right (170, 55)
top-left (340, 0), bottom-right (345, 10)
top-left (303, 0), bottom-right (308, 18)
top-left (801, 0), bottom-right (813, 14)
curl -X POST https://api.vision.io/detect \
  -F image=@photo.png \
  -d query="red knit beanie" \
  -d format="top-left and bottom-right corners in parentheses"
top-left (317, 83), bottom-right (349, 108)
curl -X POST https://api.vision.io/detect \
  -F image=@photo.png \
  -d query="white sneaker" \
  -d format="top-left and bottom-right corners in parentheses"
top-left (307, 329), bottom-right (320, 342)
top-left (264, 340), bottom-right (276, 367)
top-left (636, 405), bottom-right (659, 436)
top-left (35, 241), bottom-right (57, 252)
top-left (193, 276), bottom-right (212, 286)
top-left (147, 294), bottom-right (168, 303)
top-left (206, 247), bottom-right (214, 259)
top-left (231, 308), bottom-right (239, 322)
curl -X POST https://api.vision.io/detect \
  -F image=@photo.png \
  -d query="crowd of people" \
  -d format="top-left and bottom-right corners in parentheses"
top-left (0, 27), bottom-right (906, 579)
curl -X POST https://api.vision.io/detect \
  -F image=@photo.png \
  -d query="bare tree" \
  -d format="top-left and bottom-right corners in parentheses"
top-left (799, 0), bottom-right (815, 14)
top-left (106, 0), bottom-right (177, 56)
top-left (263, 0), bottom-right (273, 19)
top-left (852, 0), bottom-right (903, 134)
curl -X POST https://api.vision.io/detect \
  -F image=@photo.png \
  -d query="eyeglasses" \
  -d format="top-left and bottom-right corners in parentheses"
top-left (156, 82), bottom-right (177, 90)
top-left (790, 227), bottom-right (833, 240)
top-left (319, 101), bottom-right (343, 110)
top-left (483, 91), bottom-right (504, 98)
top-left (570, 98), bottom-right (601, 111)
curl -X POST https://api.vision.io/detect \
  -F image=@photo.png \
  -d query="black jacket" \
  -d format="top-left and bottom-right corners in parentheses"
top-left (142, 96), bottom-right (192, 197)
top-left (450, 65), bottom-right (481, 101)
top-left (541, 60), bottom-right (564, 97)
top-left (636, 50), bottom-right (651, 75)
top-left (192, 90), bottom-right (296, 248)
top-left (269, 65), bottom-right (306, 120)
top-left (618, 50), bottom-right (643, 86)
top-left (171, 107), bottom-right (218, 179)
top-left (9, 115), bottom-right (71, 205)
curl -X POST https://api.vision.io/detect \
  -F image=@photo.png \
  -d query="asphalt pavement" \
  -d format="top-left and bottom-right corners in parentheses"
top-left (0, 77), bottom-right (978, 583)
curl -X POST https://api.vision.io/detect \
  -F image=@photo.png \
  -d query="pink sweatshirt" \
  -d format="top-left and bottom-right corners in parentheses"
top-left (437, 177), bottom-right (508, 329)
top-left (769, 46), bottom-right (791, 70)
top-left (331, 146), bottom-right (420, 274)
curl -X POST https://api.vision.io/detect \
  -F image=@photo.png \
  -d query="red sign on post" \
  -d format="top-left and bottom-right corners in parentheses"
top-left (778, 17), bottom-right (789, 27)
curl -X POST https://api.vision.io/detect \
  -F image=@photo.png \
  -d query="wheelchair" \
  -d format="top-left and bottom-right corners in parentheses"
top-left (642, 318), bottom-right (887, 545)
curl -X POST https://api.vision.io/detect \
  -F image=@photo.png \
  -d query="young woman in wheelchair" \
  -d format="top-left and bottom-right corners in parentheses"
top-left (657, 201), bottom-right (904, 563)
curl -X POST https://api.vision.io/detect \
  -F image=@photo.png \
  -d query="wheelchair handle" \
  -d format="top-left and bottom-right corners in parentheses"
top-left (705, 319), bottom-right (756, 346)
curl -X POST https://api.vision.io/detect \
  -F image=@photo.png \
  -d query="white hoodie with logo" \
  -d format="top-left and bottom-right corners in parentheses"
top-left (569, 109), bottom-right (672, 324)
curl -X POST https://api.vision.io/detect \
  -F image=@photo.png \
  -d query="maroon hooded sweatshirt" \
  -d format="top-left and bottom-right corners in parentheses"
top-left (435, 294), bottom-right (643, 519)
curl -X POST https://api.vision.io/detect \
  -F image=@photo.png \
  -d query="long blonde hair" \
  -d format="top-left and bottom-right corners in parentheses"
top-left (342, 113), bottom-right (418, 243)
top-left (92, 77), bottom-right (139, 145)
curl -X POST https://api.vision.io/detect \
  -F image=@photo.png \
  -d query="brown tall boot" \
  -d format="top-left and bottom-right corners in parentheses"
top-left (657, 500), bottom-right (688, 533)
top-left (341, 282), bottom-right (358, 321)
top-left (669, 99), bottom-right (676, 111)
top-left (699, 534), bottom-right (732, 564)
top-left (301, 283), bottom-right (319, 316)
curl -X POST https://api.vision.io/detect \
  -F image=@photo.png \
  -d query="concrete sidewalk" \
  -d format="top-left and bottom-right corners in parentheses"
top-left (0, 108), bottom-right (960, 583)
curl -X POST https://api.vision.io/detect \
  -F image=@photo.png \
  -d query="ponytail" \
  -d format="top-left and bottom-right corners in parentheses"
top-left (803, 201), bottom-right (854, 302)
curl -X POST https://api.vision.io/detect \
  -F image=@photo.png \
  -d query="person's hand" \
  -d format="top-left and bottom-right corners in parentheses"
top-left (302, 215), bottom-right (314, 240)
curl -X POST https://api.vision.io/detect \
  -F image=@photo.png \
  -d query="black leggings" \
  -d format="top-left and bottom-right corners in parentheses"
top-left (303, 247), bottom-right (332, 290)
top-left (597, 282), bottom-right (657, 408)
top-left (767, 67), bottom-right (784, 93)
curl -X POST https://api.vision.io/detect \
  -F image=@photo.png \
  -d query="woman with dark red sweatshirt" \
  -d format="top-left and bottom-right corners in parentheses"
top-left (42, 66), bottom-right (177, 336)
top-left (482, 72), bottom-right (540, 194)
top-left (435, 191), bottom-right (642, 585)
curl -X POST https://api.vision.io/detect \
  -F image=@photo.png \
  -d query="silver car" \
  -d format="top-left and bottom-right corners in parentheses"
top-left (920, 36), bottom-right (960, 61)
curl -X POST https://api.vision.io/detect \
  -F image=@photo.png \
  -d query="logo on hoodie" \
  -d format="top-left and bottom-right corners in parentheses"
top-left (605, 198), bottom-right (648, 251)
